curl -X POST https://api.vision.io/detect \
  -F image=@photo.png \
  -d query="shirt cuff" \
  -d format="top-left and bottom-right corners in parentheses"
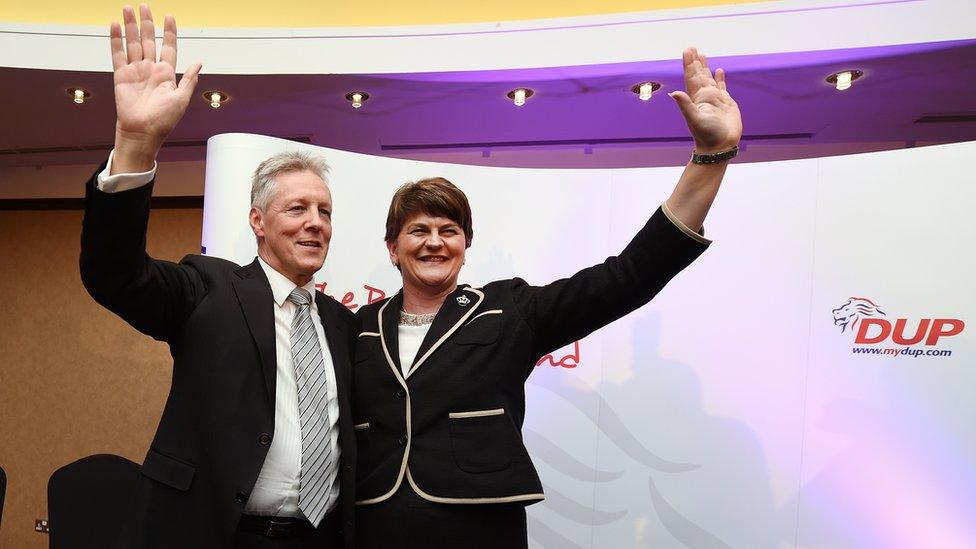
top-left (661, 201), bottom-right (712, 245)
top-left (96, 149), bottom-right (157, 193)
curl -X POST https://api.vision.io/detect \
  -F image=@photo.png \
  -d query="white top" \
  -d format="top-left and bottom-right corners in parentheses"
top-left (398, 323), bottom-right (432, 377)
top-left (97, 153), bottom-right (341, 518)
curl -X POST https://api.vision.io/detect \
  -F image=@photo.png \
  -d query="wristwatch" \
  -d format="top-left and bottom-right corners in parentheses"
top-left (691, 146), bottom-right (739, 164)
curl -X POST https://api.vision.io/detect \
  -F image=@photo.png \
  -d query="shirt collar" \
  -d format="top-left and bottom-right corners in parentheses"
top-left (257, 256), bottom-right (317, 308)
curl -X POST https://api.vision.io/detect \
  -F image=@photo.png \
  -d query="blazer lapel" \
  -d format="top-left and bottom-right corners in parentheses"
top-left (232, 259), bottom-right (277, 408)
top-left (378, 292), bottom-right (406, 389)
top-left (406, 286), bottom-right (484, 379)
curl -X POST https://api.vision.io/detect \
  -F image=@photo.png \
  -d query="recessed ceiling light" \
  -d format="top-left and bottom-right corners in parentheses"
top-left (203, 90), bottom-right (229, 108)
top-left (631, 81), bottom-right (661, 101)
top-left (66, 87), bottom-right (91, 105)
top-left (825, 70), bottom-right (863, 91)
top-left (345, 91), bottom-right (369, 109)
top-left (507, 88), bottom-right (534, 107)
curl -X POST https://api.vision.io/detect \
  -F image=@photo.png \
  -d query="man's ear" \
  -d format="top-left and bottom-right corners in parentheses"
top-left (249, 207), bottom-right (265, 239)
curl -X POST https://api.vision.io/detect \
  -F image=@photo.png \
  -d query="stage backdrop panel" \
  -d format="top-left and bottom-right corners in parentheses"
top-left (798, 143), bottom-right (976, 549)
top-left (202, 134), bottom-right (975, 549)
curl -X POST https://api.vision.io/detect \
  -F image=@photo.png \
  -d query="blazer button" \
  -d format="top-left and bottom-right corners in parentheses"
top-left (398, 436), bottom-right (407, 446)
top-left (396, 390), bottom-right (406, 398)
top-left (258, 433), bottom-right (272, 445)
top-left (235, 491), bottom-right (249, 503)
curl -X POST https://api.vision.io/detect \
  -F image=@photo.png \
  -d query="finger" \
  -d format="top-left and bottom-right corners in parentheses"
top-left (683, 47), bottom-right (701, 98)
top-left (140, 4), bottom-right (157, 63)
top-left (177, 62), bottom-right (203, 96)
top-left (715, 68), bottom-right (728, 92)
top-left (160, 14), bottom-right (178, 67)
top-left (669, 91), bottom-right (698, 123)
top-left (697, 50), bottom-right (717, 87)
top-left (110, 22), bottom-right (126, 71)
top-left (122, 5), bottom-right (142, 63)
top-left (688, 48), bottom-right (712, 90)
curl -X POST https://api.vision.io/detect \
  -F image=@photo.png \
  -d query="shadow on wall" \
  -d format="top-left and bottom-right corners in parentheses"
top-left (526, 312), bottom-right (777, 548)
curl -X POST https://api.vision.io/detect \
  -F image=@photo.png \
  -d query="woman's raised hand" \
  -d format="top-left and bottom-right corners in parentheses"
top-left (670, 47), bottom-right (742, 154)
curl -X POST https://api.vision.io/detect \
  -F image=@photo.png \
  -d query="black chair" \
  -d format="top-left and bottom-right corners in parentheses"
top-left (48, 454), bottom-right (140, 549)
top-left (0, 465), bottom-right (6, 529)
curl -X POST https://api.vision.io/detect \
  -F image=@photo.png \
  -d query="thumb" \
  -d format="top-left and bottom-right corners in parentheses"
top-left (669, 91), bottom-right (697, 122)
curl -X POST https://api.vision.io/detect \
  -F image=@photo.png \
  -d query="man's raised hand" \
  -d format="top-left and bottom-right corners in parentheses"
top-left (110, 4), bottom-right (201, 173)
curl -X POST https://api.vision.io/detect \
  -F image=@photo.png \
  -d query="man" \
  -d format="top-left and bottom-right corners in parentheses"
top-left (80, 5), bottom-right (357, 547)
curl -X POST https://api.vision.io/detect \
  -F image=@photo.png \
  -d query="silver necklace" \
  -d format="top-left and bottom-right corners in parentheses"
top-left (399, 310), bottom-right (436, 326)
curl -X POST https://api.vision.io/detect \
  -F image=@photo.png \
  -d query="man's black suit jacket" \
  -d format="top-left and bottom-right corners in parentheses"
top-left (79, 164), bottom-right (358, 548)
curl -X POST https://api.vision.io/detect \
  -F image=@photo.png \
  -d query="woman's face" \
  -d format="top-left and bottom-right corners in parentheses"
top-left (388, 212), bottom-right (467, 297)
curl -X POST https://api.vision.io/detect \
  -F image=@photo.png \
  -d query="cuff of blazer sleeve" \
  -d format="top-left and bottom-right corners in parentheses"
top-left (661, 201), bottom-right (712, 245)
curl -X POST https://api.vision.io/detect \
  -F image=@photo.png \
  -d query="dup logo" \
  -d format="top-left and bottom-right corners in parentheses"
top-left (831, 296), bottom-right (965, 345)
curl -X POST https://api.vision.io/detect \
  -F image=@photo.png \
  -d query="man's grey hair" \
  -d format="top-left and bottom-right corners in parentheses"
top-left (250, 151), bottom-right (330, 211)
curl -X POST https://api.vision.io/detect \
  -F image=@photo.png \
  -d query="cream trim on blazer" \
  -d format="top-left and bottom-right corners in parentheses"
top-left (661, 200), bottom-right (712, 245)
top-left (466, 309), bottom-right (503, 324)
top-left (448, 408), bottom-right (505, 419)
top-left (405, 468), bottom-right (545, 505)
top-left (406, 287), bottom-right (484, 379)
top-left (357, 298), bottom-right (412, 506)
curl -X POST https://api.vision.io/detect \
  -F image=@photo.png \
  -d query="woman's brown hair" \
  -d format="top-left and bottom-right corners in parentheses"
top-left (384, 177), bottom-right (473, 247)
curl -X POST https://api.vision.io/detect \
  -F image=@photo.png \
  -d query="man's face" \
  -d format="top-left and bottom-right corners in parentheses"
top-left (249, 169), bottom-right (332, 287)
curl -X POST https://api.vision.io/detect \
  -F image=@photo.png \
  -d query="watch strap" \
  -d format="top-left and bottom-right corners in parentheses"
top-left (691, 146), bottom-right (739, 164)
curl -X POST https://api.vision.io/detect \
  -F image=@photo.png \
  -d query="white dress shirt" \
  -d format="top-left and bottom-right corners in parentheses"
top-left (246, 258), bottom-right (340, 517)
top-left (97, 152), bottom-right (342, 519)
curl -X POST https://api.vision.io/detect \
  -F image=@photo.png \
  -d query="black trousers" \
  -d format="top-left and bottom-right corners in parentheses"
top-left (356, 485), bottom-right (528, 549)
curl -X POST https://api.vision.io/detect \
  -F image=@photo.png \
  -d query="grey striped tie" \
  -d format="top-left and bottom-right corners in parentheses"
top-left (288, 288), bottom-right (338, 527)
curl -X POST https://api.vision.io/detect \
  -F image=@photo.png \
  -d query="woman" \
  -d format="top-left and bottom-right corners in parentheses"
top-left (353, 47), bottom-right (742, 548)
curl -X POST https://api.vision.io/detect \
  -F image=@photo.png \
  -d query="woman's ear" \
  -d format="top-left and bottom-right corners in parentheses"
top-left (386, 240), bottom-right (399, 268)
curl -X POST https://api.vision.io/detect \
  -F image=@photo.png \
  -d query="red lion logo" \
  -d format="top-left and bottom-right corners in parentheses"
top-left (832, 297), bottom-right (886, 333)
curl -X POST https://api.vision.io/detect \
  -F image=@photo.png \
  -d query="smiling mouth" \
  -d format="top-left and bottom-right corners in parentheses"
top-left (419, 256), bottom-right (448, 263)
top-left (298, 241), bottom-right (322, 248)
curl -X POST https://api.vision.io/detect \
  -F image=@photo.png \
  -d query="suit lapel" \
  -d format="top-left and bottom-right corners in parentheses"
top-left (232, 259), bottom-right (277, 408)
top-left (315, 292), bottom-right (350, 382)
top-left (406, 286), bottom-right (484, 379)
top-left (314, 292), bottom-right (353, 430)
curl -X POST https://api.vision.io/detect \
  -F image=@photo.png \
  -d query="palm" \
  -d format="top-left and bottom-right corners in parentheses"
top-left (672, 48), bottom-right (743, 152)
top-left (115, 60), bottom-right (184, 136)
